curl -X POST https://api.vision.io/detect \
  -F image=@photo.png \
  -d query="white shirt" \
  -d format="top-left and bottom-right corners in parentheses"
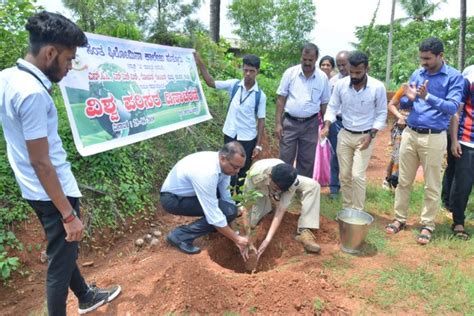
top-left (329, 73), bottom-right (347, 115)
top-left (0, 59), bottom-right (81, 200)
top-left (276, 65), bottom-right (330, 118)
top-left (216, 79), bottom-right (266, 141)
top-left (325, 75), bottom-right (387, 131)
top-left (160, 151), bottom-right (234, 228)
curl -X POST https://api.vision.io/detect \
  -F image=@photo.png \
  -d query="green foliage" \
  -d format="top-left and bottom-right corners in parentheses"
top-left (0, 252), bottom-right (20, 281)
top-left (398, 0), bottom-right (446, 22)
top-left (312, 297), bottom-right (325, 315)
top-left (0, 0), bottom-right (37, 69)
top-left (228, 0), bottom-right (315, 70)
top-left (131, 0), bottom-right (204, 45)
top-left (355, 17), bottom-right (474, 85)
top-left (62, 0), bottom-right (143, 40)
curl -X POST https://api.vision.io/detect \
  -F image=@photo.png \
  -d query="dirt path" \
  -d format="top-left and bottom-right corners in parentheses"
top-left (1, 126), bottom-right (429, 315)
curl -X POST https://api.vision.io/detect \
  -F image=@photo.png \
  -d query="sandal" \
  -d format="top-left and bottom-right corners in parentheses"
top-left (417, 227), bottom-right (433, 245)
top-left (386, 219), bottom-right (406, 234)
top-left (451, 224), bottom-right (470, 241)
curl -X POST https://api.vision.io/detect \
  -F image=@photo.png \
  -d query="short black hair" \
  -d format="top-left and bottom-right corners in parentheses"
top-left (301, 42), bottom-right (319, 57)
top-left (348, 51), bottom-right (369, 67)
top-left (26, 11), bottom-right (88, 55)
top-left (319, 55), bottom-right (335, 68)
top-left (419, 37), bottom-right (444, 55)
top-left (219, 141), bottom-right (246, 160)
top-left (271, 163), bottom-right (297, 192)
top-left (242, 54), bottom-right (260, 70)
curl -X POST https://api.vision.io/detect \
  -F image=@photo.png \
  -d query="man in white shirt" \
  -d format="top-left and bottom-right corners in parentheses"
top-left (0, 11), bottom-right (120, 315)
top-left (160, 141), bottom-right (249, 255)
top-left (327, 50), bottom-right (350, 199)
top-left (195, 53), bottom-right (266, 191)
top-left (321, 51), bottom-right (387, 210)
top-left (275, 43), bottom-right (331, 178)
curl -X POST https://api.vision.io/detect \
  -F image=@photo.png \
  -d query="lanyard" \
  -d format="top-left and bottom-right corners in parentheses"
top-left (239, 87), bottom-right (254, 105)
top-left (16, 63), bottom-right (51, 95)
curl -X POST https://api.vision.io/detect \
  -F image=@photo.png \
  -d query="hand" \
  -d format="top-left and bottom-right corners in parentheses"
top-left (416, 80), bottom-right (429, 100)
top-left (235, 235), bottom-right (249, 259)
top-left (405, 82), bottom-right (418, 101)
top-left (64, 217), bottom-right (84, 242)
top-left (320, 126), bottom-right (329, 138)
top-left (359, 134), bottom-right (372, 150)
top-left (251, 148), bottom-right (261, 159)
top-left (396, 115), bottom-right (407, 126)
top-left (275, 123), bottom-right (283, 141)
top-left (451, 140), bottom-right (462, 158)
top-left (257, 239), bottom-right (270, 261)
top-left (240, 245), bottom-right (249, 261)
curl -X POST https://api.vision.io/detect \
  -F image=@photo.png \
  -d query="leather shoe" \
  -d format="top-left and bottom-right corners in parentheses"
top-left (166, 234), bottom-right (201, 254)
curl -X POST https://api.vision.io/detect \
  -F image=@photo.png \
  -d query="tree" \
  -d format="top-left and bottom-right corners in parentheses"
top-left (210, 0), bottom-right (220, 43)
top-left (227, 0), bottom-right (315, 68)
top-left (458, 0), bottom-right (466, 71)
top-left (131, 0), bottom-right (204, 45)
top-left (355, 17), bottom-right (474, 86)
top-left (385, 0), bottom-right (397, 88)
top-left (0, 0), bottom-right (37, 69)
top-left (62, 0), bottom-right (142, 40)
top-left (398, 0), bottom-right (446, 21)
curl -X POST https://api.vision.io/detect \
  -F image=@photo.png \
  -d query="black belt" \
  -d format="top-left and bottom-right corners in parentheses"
top-left (344, 128), bottom-right (371, 134)
top-left (284, 112), bottom-right (318, 122)
top-left (408, 126), bottom-right (444, 134)
top-left (336, 115), bottom-right (343, 121)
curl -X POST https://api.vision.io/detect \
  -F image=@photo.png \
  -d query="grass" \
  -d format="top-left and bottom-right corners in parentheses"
top-left (318, 183), bottom-right (474, 314)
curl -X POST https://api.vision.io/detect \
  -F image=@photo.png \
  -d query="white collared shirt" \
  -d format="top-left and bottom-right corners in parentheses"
top-left (0, 58), bottom-right (81, 200)
top-left (160, 151), bottom-right (234, 228)
top-left (324, 75), bottom-right (387, 131)
top-left (216, 79), bottom-right (266, 141)
top-left (276, 65), bottom-right (330, 118)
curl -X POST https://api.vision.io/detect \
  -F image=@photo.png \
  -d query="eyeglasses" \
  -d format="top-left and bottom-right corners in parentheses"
top-left (226, 158), bottom-right (242, 171)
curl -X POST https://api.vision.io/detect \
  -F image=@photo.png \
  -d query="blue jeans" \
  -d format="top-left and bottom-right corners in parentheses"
top-left (160, 192), bottom-right (237, 244)
top-left (27, 197), bottom-right (92, 316)
top-left (328, 119), bottom-right (343, 194)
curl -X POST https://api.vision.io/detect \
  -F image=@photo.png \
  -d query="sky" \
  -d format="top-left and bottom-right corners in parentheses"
top-left (37, 0), bottom-right (473, 58)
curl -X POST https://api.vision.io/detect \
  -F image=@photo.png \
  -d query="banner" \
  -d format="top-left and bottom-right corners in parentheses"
top-left (59, 32), bottom-right (211, 156)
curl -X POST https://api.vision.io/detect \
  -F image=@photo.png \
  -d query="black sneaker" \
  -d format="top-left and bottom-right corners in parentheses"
top-left (78, 283), bottom-right (121, 314)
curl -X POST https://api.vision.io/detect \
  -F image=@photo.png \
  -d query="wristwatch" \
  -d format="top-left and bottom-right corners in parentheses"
top-left (62, 209), bottom-right (77, 223)
top-left (369, 130), bottom-right (377, 139)
top-left (255, 145), bottom-right (263, 151)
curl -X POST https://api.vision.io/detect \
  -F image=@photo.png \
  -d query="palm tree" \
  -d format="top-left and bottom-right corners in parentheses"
top-left (385, 0), bottom-right (397, 88)
top-left (210, 0), bottom-right (221, 42)
top-left (399, 0), bottom-right (446, 21)
top-left (458, 0), bottom-right (466, 71)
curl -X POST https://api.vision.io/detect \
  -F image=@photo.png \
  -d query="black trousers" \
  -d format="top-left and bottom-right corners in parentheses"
top-left (441, 134), bottom-right (456, 209)
top-left (160, 192), bottom-right (237, 244)
top-left (223, 134), bottom-right (257, 190)
top-left (27, 197), bottom-right (92, 316)
top-left (450, 144), bottom-right (474, 226)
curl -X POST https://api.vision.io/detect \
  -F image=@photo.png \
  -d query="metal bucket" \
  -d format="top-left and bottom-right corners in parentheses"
top-left (336, 208), bottom-right (374, 254)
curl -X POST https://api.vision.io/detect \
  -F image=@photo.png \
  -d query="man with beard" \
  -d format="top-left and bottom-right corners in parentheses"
top-left (386, 38), bottom-right (464, 245)
top-left (321, 51), bottom-right (387, 211)
top-left (275, 43), bottom-right (331, 178)
top-left (327, 50), bottom-right (350, 199)
top-left (0, 12), bottom-right (121, 315)
top-left (194, 53), bottom-right (266, 191)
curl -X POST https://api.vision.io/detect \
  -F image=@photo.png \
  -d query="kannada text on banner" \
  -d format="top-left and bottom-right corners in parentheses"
top-left (58, 32), bottom-right (211, 156)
